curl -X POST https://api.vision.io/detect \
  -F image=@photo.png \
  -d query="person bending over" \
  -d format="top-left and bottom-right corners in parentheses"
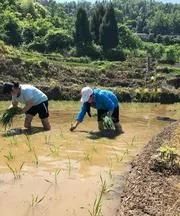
top-left (70, 87), bottom-right (123, 134)
top-left (3, 82), bottom-right (51, 131)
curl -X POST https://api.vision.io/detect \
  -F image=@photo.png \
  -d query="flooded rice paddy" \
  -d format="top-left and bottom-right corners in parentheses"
top-left (0, 101), bottom-right (179, 216)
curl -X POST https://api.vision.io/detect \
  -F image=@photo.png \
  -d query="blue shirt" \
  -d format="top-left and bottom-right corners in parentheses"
top-left (76, 88), bottom-right (119, 122)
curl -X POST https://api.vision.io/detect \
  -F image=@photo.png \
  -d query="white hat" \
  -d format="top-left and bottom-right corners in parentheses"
top-left (80, 87), bottom-right (93, 103)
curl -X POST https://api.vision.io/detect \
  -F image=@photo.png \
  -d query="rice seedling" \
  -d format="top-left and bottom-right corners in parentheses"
top-left (108, 168), bottom-right (113, 179)
top-left (124, 148), bottom-right (129, 155)
top-left (32, 147), bottom-right (38, 167)
top-left (25, 134), bottom-right (32, 152)
top-left (123, 136), bottom-right (136, 147)
top-left (4, 151), bottom-right (15, 161)
top-left (100, 175), bottom-right (111, 194)
top-left (67, 154), bottom-right (72, 176)
top-left (102, 116), bottom-right (115, 130)
top-left (0, 107), bottom-right (22, 130)
top-left (88, 175), bottom-right (111, 216)
top-left (84, 152), bottom-right (92, 161)
top-left (107, 157), bottom-right (113, 179)
top-left (54, 168), bottom-right (61, 184)
top-left (10, 135), bottom-right (18, 146)
top-left (59, 126), bottom-right (64, 138)
top-left (115, 152), bottom-right (123, 163)
top-left (92, 145), bottom-right (97, 153)
top-left (6, 162), bottom-right (24, 179)
top-left (49, 144), bottom-right (60, 156)
top-left (88, 190), bottom-right (103, 216)
top-left (44, 134), bottom-right (51, 145)
top-left (31, 194), bottom-right (45, 207)
top-left (88, 186), bottom-right (103, 216)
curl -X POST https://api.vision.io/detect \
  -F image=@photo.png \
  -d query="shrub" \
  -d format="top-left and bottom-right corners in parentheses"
top-left (45, 30), bottom-right (73, 52)
top-left (104, 48), bottom-right (126, 61)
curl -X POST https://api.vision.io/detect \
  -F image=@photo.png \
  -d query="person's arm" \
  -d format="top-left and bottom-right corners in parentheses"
top-left (70, 103), bottom-right (87, 131)
top-left (9, 96), bottom-right (19, 108)
top-left (21, 100), bottom-right (33, 113)
top-left (8, 101), bottom-right (18, 109)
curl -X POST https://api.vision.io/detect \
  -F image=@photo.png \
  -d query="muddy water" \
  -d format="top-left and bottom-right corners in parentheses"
top-left (0, 102), bottom-right (179, 216)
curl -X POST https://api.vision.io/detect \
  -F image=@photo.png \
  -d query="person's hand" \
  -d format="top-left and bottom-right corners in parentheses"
top-left (70, 124), bottom-right (76, 132)
top-left (16, 107), bottom-right (23, 114)
top-left (107, 111), bottom-right (113, 117)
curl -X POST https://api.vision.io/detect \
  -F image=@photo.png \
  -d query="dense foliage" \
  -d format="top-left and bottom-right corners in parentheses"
top-left (0, 0), bottom-right (179, 62)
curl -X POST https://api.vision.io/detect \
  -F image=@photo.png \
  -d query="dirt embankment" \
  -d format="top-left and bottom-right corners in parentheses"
top-left (116, 121), bottom-right (180, 216)
top-left (0, 54), bottom-right (179, 102)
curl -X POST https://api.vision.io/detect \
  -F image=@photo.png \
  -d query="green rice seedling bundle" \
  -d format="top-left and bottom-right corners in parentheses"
top-left (103, 116), bottom-right (115, 130)
top-left (0, 107), bottom-right (22, 130)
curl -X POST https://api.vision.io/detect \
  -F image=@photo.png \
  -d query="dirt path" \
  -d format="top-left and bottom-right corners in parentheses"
top-left (115, 121), bottom-right (180, 216)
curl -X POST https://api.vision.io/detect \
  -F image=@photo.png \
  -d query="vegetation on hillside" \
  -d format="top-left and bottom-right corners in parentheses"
top-left (0, 0), bottom-right (179, 62)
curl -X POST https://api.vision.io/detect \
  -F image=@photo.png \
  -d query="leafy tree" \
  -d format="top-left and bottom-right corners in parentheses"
top-left (4, 15), bottom-right (22, 46)
top-left (45, 29), bottom-right (72, 52)
top-left (74, 7), bottom-right (92, 53)
top-left (165, 47), bottom-right (177, 64)
top-left (99, 4), bottom-right (119, 51)
top-left (90, 3), bottom-right (105, 44)
top-left (20, 0), bottom-right (36, 18)
top-left (119, 24), bottom-right (142, 50)
top-left (22, 25), bottom-right (35, 44)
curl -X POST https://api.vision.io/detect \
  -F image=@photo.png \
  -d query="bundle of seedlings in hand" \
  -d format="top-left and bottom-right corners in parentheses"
top-left (103, 116), bottom-right (115, 130)
top-left (0, 107), bottom-right (22, 130)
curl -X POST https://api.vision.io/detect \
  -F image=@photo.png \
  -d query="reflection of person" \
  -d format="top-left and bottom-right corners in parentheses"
top-left (3, 82), bottom-right (51, 130)
top-left (70, 86), bottom-right (123, 133)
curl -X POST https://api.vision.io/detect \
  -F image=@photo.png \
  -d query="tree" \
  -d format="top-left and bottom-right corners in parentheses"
top-left (90, 3), bottom-right (105, 44)
top-left (45, 29), bottom-right (72, 52)
top-left (99, 4), bottom-right (119, 51)
top-left (4, 16), bottom-right (22, 46)
top-left (22, 26), bottom-right (34, 44)
top-left (20, 0), bottom-right (36, 18)
top-left (74, 7), bottom-right (92, 52)
top-left (165, 47), bottom-right (177, 64)
top-left (119, 24), bottom-right (142, 50)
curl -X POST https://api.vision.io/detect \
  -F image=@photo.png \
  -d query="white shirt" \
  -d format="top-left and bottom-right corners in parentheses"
top-left (12, 84), bottom-right (48, 106)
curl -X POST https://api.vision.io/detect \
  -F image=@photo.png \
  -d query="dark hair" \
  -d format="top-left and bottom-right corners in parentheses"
top-left (3, 82), bottom-right (20, 94)
top-left (12, 81), bottom-right (19, 88)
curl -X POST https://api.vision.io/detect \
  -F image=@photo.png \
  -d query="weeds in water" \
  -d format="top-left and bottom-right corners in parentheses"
top-left (31, 194), bottom-right (45, 207)
top-left (25, 134), bottom-right (32, 152)
top-left (4, 151), bottom-right (15, 161)
top-left (54, 168), bottom-right (61, 184)
top-left (6, 162), bottom-right (24, 179)
top-left (159, 145), bottom-right (179, 166)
